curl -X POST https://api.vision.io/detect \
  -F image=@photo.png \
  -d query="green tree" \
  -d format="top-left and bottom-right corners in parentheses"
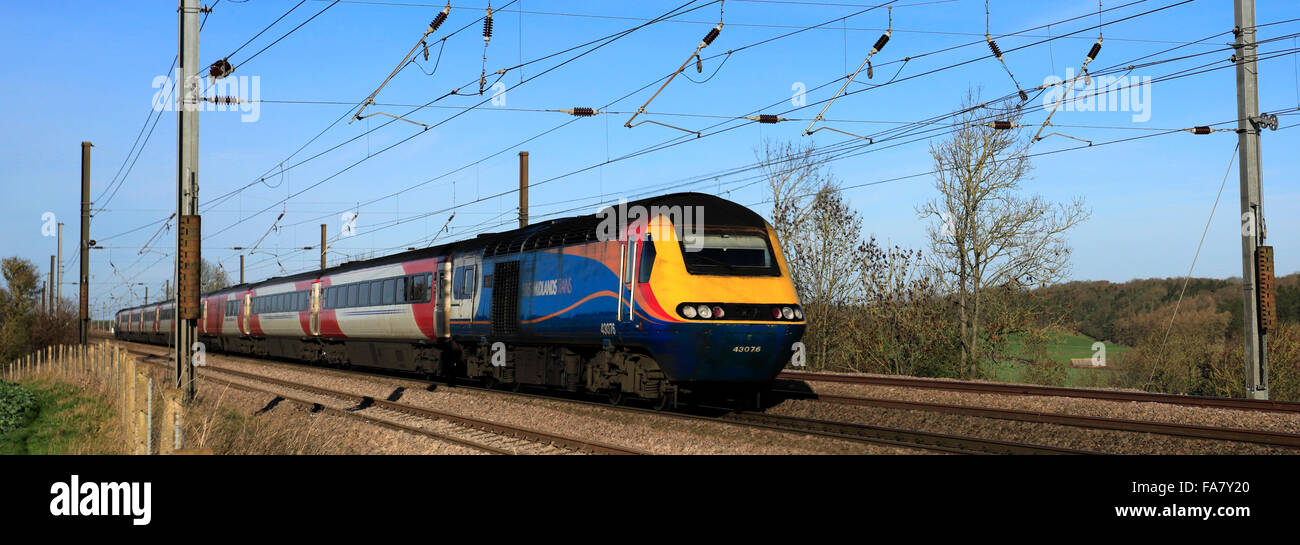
top-left (0, 258), bottom-right (42, 361)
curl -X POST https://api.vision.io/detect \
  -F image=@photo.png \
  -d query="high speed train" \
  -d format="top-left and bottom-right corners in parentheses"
top-left (115, 193), bottom-right (806, 407)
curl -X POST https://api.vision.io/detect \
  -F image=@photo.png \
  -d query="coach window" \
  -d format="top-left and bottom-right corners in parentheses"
top-left (409, 273), bottom-right (429, 303)
top-left (345, 284), bottom-right (357, 307)
top-left (358, 282), bottom-right (371, 307)
top-left (394, 277), bottom-right (407, 304)
top-left (383, 279), bottom-right (396, 305)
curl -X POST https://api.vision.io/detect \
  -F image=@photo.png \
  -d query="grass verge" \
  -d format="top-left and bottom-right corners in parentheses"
top-left (0, 379), bottom-right (123, 455)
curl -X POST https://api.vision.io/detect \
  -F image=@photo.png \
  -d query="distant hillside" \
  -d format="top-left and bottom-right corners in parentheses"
top-left (1033, 273), bottom-right (1300, 343)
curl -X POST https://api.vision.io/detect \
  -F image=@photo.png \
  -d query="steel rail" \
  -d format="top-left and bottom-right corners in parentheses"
top-left (131, 349), bottom-right (642, 455)
top-left (777, 389), bottom-right (1300, 450)
top-left (135, 356), bottom-right (513, 454)
top-left (778, 370), bottom-right (1300, 414)
top-left (119, 341), bottom-right (1096, 454)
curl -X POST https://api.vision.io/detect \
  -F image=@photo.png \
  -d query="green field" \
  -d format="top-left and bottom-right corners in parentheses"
top-left (0, 380), bottom-right (119, 455)
top-left (982, 330), bottom-right (1131, 387)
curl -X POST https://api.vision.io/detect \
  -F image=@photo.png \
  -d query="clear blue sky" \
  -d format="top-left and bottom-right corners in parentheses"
top-left (2, 0), bottom-right (1298, 318)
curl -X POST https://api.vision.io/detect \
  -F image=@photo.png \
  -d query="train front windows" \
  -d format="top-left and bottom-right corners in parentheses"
top-left (680, 231), bottom-right (780, 276)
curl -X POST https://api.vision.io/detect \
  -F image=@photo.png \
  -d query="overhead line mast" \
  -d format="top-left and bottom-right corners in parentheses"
top-left (1234, 0), bottom-right (1275, 400)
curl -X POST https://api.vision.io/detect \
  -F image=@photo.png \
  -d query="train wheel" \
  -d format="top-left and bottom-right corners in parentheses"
top-left (653, 390), bottom-right (675, 411)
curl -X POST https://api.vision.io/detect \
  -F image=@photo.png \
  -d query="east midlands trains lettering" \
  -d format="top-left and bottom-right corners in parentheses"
top-left (115, 193), bottom-right (806, 408)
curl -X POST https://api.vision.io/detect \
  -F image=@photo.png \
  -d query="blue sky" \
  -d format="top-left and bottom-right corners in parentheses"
top-left (1, 0), bottom-right (1299, 318)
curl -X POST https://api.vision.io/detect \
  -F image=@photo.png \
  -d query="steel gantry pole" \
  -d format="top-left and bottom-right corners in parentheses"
top-left (175, 0), bottom-right (203, 401)
top-left (1234, 0), bottom-right (1271, 400)
top-left (79, 142), bottom-right (92, 344)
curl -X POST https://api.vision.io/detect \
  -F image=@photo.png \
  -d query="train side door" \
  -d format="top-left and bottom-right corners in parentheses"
top-left (241, 292), bottom-right (252, 335)
top-left (200, 300), bottom-right (208, 335)
top-left (309, 282), bottom-right (321, 336)
top-left (449, 253), bottom-right (481, 325)
top-left (618, 237), bottom-right (639, 323)
top-left (435, 260), bottom-right (452, 339)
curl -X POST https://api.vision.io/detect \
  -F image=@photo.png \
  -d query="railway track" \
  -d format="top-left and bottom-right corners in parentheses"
top-left (778, 370), bottom-right (1300, 414)
top-left (714, 410), bottom-right (1096, 454)
top-left (119, 343), bottom-right (1094, 454)
top-left (131, 351), bottom-right (644, 455)
top-left (775, 389), bottom-right (1300, 450)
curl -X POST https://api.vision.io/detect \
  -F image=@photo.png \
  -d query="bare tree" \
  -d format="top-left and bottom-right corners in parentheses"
top-left (760, 139), bottom-right (833, 248)
top-left (762, 140), bottom-right (864, 369)
top-left (917, 89), bottom-right (1091, 376)
top-left (201, 259), bottom-right (231, 294)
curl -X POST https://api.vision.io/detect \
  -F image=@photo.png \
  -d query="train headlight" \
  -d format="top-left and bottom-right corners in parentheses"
top-left (697, 304), bottom-right (713, 319)
top-left (793, 307), bottom-right (804, 320)
top-left (782, 307), bottom-right (794, 320)
top-left (712, 306), bottom-right (725, 319)
top-left (680, 304), bottom-right (698, 319)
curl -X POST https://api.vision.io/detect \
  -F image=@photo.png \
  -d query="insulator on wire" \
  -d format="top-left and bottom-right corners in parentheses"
top-left (429, 3), bottom-right (449, 34)
top-left (483, 7), bottom-right (494, 42)
top-left (986, 36), bottom-right (1003, 60)
top-left (700, 24), bottom-right (722, 48)
top-left (565, 107), bottom-right (599, 117)
top-left (1086, 40), bottom-right (1102, 63)
top-left (872, 32), bottom-right (890, 54)
top-left (987, 120), bottom-right (1017, 130)
top-left (203, 96), bottom-right (244, 105)
top-left (747, 114), bottom-right (786, 124)
top-left (1190, 126), bottom-right (1213, 135)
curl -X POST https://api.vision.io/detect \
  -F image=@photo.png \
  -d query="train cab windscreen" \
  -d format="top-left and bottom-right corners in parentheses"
top-left (680, 230), bottom-right (780, 276)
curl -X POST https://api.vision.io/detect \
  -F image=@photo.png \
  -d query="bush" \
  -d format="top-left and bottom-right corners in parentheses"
top-left (0, 380), bottom-right (38, 434)
top-left (1268, 322), bottom-right (1300, 401)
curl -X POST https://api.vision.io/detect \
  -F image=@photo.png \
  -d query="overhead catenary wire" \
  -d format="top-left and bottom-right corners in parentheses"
top-left (803, 6), bottom-right (894, 140)
top-left (212, 0), bottom-right (1231, 258)
top-left (98, 2), bottom-right (1289, 283)
top-left (198, 0), bottom-right (1165, 233)
top-left (201, 0), bottom-right (720, 244)
top-left (624, 0), bottom-right (730, 136)
top-left (351, 1), bottom-right (453, 127)
top-left (1031, 0), bottom-right (1108, 143)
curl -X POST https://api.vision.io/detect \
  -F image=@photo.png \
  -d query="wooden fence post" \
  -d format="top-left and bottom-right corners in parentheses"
top-left (160, 391), bottom-right (185, 455)
top-left (134, 369), bottom-right (150, 455)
